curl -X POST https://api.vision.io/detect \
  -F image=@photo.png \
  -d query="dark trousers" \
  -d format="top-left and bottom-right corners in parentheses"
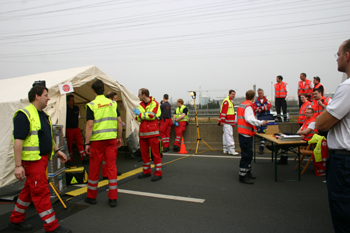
top-left (275, 98), bottom-right (287, 116)
top-left (238, 134), bottom-right (253, 180)
top-left (319, 131), bottom-right (328, 139)
top-left (326, 153), bottom-right (350, 233)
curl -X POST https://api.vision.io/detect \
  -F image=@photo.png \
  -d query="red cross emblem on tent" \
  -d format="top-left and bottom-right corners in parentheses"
top-left (62, 84), bottom-right (70, 92)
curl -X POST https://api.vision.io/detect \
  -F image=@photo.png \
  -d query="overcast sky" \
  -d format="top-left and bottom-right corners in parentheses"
top-left (0, 0), bottom-right (349, 104)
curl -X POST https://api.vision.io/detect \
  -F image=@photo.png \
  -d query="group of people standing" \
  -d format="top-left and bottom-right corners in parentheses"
top-left (8, 39), bottom-right (350, 233)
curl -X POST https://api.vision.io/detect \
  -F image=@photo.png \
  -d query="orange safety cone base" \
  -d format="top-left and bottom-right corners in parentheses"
top-left (178, 137), bottom-right (188, 154)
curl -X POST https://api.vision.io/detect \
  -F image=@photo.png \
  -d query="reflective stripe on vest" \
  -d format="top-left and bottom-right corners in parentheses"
top-left (301, 117), bottom-right (317, 141)
top-left (297, 101), bottom-right (311, 124)
top-left (175, 105), bottom-right (188, 122)
top-left (298, 79), bottom-right (312, 96)
top-left (220, 96), bottom-right (236, 125)
top-left (87, 95), bottom-right (118, 141)
top-left (12, 103), bottom-right (55, 161)
top-left (274, 82), bottom-right (287, 98)
top-left (237, 101), bottom-right (256, 136)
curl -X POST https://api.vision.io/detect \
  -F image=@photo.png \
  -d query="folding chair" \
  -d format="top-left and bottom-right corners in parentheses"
top-left (294, 144), bottom-right (315, 175)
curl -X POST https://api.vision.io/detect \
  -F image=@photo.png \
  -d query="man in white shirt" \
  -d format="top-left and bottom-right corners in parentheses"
top-left (237, 90), bottom-right (268, 184)
top-left (316, 38), bottom-right (350, 233)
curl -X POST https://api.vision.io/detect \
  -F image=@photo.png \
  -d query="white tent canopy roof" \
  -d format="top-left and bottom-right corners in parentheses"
top-left (0, 65), bottom-right (140, 189)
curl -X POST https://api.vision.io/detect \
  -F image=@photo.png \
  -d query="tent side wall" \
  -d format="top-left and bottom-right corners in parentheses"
top-left (0, 100), bottom-right (29, 188)
top-left (0, 66), bottom-right (140, 192)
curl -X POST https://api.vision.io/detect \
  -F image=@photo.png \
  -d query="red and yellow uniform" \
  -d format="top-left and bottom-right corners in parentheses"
top-left (136, 97), bottom-right (162, 176)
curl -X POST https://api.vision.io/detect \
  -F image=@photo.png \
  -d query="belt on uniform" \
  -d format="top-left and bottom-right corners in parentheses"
top-left (328, 149), bottom-right (350, 155)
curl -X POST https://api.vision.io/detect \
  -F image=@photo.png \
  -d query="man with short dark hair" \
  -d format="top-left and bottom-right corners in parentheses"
top-left (253, 88), bottom-right (272, 154)
top-left (298, 73), bottom-right (314, 107)
top-left (160, 94), bottom-right (172, 153)
top-left (66, 94), bottom-right (87, 165)
top-left (84, 80), bottom-right (122, 207)
top-left (311, 76), bottom-right (324, 100)
top-left (218, 90), bottom-right (238, 155)
top-left (133, 88), bottom-right (163, 181)
top-left (9, 85), bottom-right (71, 233)
top-left (311, 88), bottom-right (332, 118)
top-left (237, 90), bottom-right (268, 184)
top-left (102, 91), bottom-right (124, 178)
top-left (316, 39), bottom-right (350, 232)
top-left (274, 75), bottom-right (288, 122)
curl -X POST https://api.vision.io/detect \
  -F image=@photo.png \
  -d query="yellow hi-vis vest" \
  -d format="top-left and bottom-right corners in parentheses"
top-left (175, 105), bottom-right (188, 122)
top-left (13, 103), bottom-right (55, 161)
top-left (86, 95), bottom-right (118, 141)
top-left (136, 97), bottom-right (161, 122)
top-left (220, 96), bottom-right (235, 115)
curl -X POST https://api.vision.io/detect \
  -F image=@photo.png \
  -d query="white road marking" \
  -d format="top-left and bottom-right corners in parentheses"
top-left (118, 189), bottom-right (205, 203)
top-left (72, 184), bottom-right (87, 187)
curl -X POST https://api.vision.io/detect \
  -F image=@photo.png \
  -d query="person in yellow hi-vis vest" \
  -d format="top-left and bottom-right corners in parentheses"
top-left (133, 88), bottom-right (162, 181)
top-left (172, 99), bottom-right (188, 152)
top-left (84, 80), bottom-right (122, 207)
top-left (218, 90), bottom-right (238, 155)
top-left (9, 84), bottom-right (71, 233)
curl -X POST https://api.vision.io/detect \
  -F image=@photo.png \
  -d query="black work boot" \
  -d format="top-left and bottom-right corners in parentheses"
top-left (138, 173), bottom-right (151, 179)
top-left (151, 176), bottom-right (162, 182)
top-left (163, 147), bottom-right (169, 153)
top-left (277, 155), bottom-right (288, 165)
top-left (85, 197), bottom-right (97, 205)
top-left (259, 146), bottom-right (264, 154)
top-left (108, 199), bottom-right (118, 207)
top-left (173, 145), bottom-right (180, 152)
top-left (9, 221), bottom-right (34, 231)
top-left (46, 226), bottom-right (72, 233)
top-left (239, 178), bottom-right (254, 184)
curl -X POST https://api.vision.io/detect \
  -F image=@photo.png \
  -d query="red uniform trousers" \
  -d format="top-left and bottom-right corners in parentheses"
top-left (160, 118), bottom-right (173, 148)
top-left (140, 137), bottom-right (162, 176)
top-left (102, 146), bottom-right (118, 178)
top-left (66, 127), bottom-right (86, 161)
top-left (10, 155), bottom-right (59, 232)
top-left (174, 121), bottom-right (187, 147)
top-left (87, 139), bottom-right (118, 200)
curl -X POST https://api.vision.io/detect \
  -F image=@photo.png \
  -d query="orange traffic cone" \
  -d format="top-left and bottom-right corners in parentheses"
top-left (178, 137), bottom-right (188, 154)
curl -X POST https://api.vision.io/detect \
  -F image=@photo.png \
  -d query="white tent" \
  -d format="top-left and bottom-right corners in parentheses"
top-left (0, 65), bottom-right (140, 192)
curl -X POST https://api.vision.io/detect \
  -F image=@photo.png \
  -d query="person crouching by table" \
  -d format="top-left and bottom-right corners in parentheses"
top-left (273, 108), bottom-right (317, 165)
top-left (237, 90), bottom-right (268, 184)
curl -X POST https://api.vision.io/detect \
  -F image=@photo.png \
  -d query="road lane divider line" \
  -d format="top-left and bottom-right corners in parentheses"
top-left (118, 189), bottom-right (205, 203)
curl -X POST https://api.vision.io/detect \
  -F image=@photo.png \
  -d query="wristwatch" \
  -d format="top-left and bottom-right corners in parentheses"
top-left (84, 142), bottom-right (90, 146)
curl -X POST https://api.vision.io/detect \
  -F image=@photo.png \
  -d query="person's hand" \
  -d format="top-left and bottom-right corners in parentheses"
top-left (85, 145), bottom-right (91, 155)
top-left (175, 121), bottom-right (179, 127)
top-left (285, 97), bottom-right (288, 101)
top-left (116, 138), bottom-right (122, 148)
top-left (57, 150), bottom-right (67, 163)
top-left (219, 122), bottom-right (224, 126)
top-left (122, 122), bottom-right (125, 127)
top-left (132, 108), bottom-right (140, 115)
top-left (14, 166), bottom-right (25, 181)
top-left (262, 120), bottom-right (268, 126)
